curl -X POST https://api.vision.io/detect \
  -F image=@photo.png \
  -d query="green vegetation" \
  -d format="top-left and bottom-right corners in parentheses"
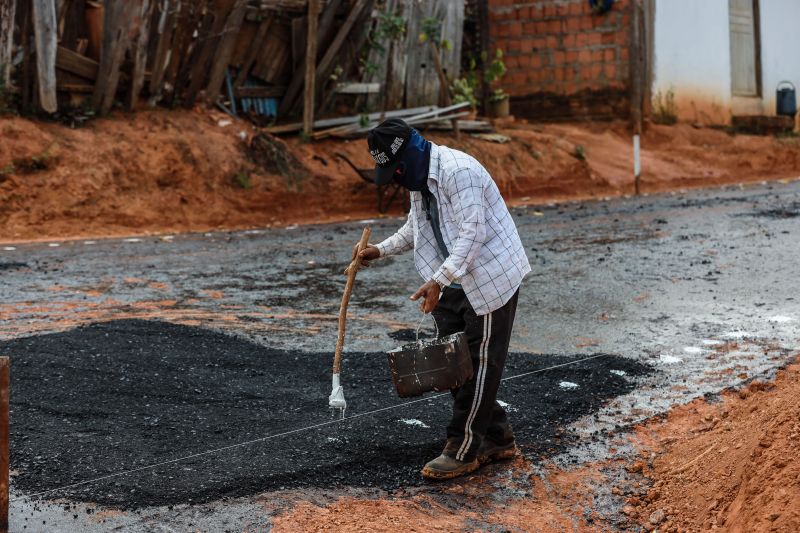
top-left (653, 88), bottom-right (678, 125)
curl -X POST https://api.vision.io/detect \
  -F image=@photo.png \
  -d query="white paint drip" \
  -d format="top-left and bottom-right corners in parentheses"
top-left (683, 346), bottom-right (704, 355)
top-left (2, 246), bottom-right (16, 251)
top-left (659, 354), bottom-right (682, 364)
top-left (768, 315), bottom-right (795, 323)
top-left (559, 381), bottom-right (579, 390)
top-left (702, 339), bottom-right (723, 346)
top-left (399, 418), bottom-right (430, 428)
top-left (609, 369), bottom-right (627, 377)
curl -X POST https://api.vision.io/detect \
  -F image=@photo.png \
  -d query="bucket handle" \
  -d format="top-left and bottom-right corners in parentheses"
top-left (415, 312), bottom-right (440, 343)
top-left (777, 80), bottom-right (796, 91)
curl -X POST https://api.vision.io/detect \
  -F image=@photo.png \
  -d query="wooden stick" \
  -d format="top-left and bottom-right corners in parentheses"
top-left (333, 227), bottom-right (371, 375)
top-left (302, 0), bottom-right (319, 137)
top-left (0, 357), bottom-right (9, 533)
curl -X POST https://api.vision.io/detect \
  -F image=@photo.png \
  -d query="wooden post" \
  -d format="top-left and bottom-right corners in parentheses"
top-left (93, 0), bottom-right (137, 115)
top-left (0, 357), bottom-right (9, 533)
top-left (204, 0), bottom-right (249, 105)
top-left (128, 0), bottom-right (153, 111)
top-left (31, 0), bottom-right (58, 113)
top-left (428, 41), bottom-right (460, 140)
top-left (302, 0), bottom-right (320, 137)
top-left (0, 0), bottom-right (16, 90)
top-left (630, 0), bottom-right (643, 195)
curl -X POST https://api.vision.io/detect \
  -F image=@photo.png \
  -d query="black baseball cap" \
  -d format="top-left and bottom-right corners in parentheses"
top-left (367, 118), bottom-right (412, 185)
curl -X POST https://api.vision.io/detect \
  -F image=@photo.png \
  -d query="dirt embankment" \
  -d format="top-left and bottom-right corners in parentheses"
top-left (1, 109), bottom-right (799, 242)
top-left (626, 362), bottom-right (800, 532)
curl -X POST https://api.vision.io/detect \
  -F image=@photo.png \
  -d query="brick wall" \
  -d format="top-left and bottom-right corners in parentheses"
top-left (488, 0), bottom-right (632, 120)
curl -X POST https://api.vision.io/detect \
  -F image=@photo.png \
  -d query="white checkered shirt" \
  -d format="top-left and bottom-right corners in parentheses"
top-left (375, 143), bottom-right (531, 316)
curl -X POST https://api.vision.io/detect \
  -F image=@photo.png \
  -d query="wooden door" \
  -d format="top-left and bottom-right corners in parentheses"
top-left (729, 0), bottom-right (760, 97)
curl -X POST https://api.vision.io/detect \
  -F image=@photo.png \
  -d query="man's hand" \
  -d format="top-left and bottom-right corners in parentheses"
top-left (410, 280), bottom-right (441, 314)
top-left (352, 243), bottom-right (380, 268)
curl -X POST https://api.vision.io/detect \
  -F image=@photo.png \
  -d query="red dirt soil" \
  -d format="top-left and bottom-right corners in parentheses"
top-left (627, 362), bottom-right (800, 533)
top-left (1, 109), bottom-right (799, 242)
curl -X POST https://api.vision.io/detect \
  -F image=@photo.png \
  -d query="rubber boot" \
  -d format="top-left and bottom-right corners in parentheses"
top-left (421, 454), bottom-right (480, 481)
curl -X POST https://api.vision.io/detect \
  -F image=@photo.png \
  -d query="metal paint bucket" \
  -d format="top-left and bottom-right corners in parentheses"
top-left (777, 81), bottom-right (797, 117)
top-left (387, 315), bottom-right (473, 398)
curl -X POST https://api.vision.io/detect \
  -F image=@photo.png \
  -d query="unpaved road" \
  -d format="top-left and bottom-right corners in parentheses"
top-left (1, 180), bottom-right (799, 531)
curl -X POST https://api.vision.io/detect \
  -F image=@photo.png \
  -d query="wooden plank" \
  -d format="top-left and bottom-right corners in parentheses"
top-left (312, 0), bottom-right (368, 104)
top-left (56, 45), bottom-right (98, 80)
top-left (234, 85), bottom-right (285, 98)
top-left (148, 0), bottom-right (176, 97)
top-left (335, 82), bottom-right (380, 94)
top-left (204, 0), bottom-right (249, 104)
top-left (303, 0), bottom-right (320, 136)
top-left (185, 3), bottom-right (231, 105)
top-left (129, 0), bottom-right (154, 110)
top-left (263, 105), bottom-right (436, 134)
top-left (291, 15), bottom-right (306, 73)
top-left (0, 358), bottom-right (7, 533)
top-left (92, 0), bottom-right (137, 115)
top-left (277, 0), bottom-right (341, 115)
top-left (234, 16), bottom-right (272, 87)
top-left (0, 0), bottom-right (17, 89)
top-left (32, 0), bottom-right (58, 112)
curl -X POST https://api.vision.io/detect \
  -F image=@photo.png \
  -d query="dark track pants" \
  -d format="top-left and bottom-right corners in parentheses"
top-left (432, 286), bottom-right (519, 462)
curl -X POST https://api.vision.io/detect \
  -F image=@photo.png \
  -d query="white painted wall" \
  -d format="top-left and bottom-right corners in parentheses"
top-left (653, 0), bottom-right (732, 123)
top-left (652, 0), bottom-right (800, 123)
top-left (759, 0), bottom-right (800, 115)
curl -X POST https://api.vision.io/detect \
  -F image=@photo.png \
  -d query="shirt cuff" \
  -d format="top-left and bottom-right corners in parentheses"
top-left (431, 268), bottom-right (452, 289)
top-left (375, 240), bottom-right (392, 258)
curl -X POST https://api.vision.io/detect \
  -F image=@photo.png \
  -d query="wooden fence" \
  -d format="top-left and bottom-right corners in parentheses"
top-left (0, 0), bottom-right (464, 126)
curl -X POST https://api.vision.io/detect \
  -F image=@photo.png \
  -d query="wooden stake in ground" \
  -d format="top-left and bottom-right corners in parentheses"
top-left (329, 226), bottom-right (371, 416)
top-left (302, 0), bottom-right (320, 137)
top-left (0, 357), bottom-right (9, 533)
top-left (31, 0), bottom-right (58, 113)
top-left (0, 0), bottom-right (17, 91)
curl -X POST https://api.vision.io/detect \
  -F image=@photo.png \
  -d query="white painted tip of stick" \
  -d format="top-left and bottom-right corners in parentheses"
top-left (768, 315), bottom-right (795, 323)
top-left (659, 354), bottom-right (682, 364)
top-left (559, 381), bottom-right (579, 390)
top-left (633, 134), bottom-right (641, 177)
top-left (328, 373), bottom-right (346, 418)
top-left (399, 419), bottom-right (430, 428)
top-left (609, 369), bottom-right (627, 377)
top-left (683, 346), bottom-right (704, 355)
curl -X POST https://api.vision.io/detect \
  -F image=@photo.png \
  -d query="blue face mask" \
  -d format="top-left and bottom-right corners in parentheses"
top-left (392, 130), bottom-right (431, 191)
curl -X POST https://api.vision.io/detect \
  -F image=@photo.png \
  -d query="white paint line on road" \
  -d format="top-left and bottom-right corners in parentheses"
top-left (768, 315), bottom-right (795, 323)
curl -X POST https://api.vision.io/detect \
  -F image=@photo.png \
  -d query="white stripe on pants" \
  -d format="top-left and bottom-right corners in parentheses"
top-left (456, 312), bottom-right (492, 461)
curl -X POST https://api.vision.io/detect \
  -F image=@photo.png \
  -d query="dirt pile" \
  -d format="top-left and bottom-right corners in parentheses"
top-left (626, 362), bottom-right (800, 532)
top-left (1, 109), bottom-right (799, 242)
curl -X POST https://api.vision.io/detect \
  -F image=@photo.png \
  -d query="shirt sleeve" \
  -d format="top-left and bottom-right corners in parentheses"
top-left (431, 168), bottom-right (487, 287)
top-left (376, 210), bottom-right (414, 257)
